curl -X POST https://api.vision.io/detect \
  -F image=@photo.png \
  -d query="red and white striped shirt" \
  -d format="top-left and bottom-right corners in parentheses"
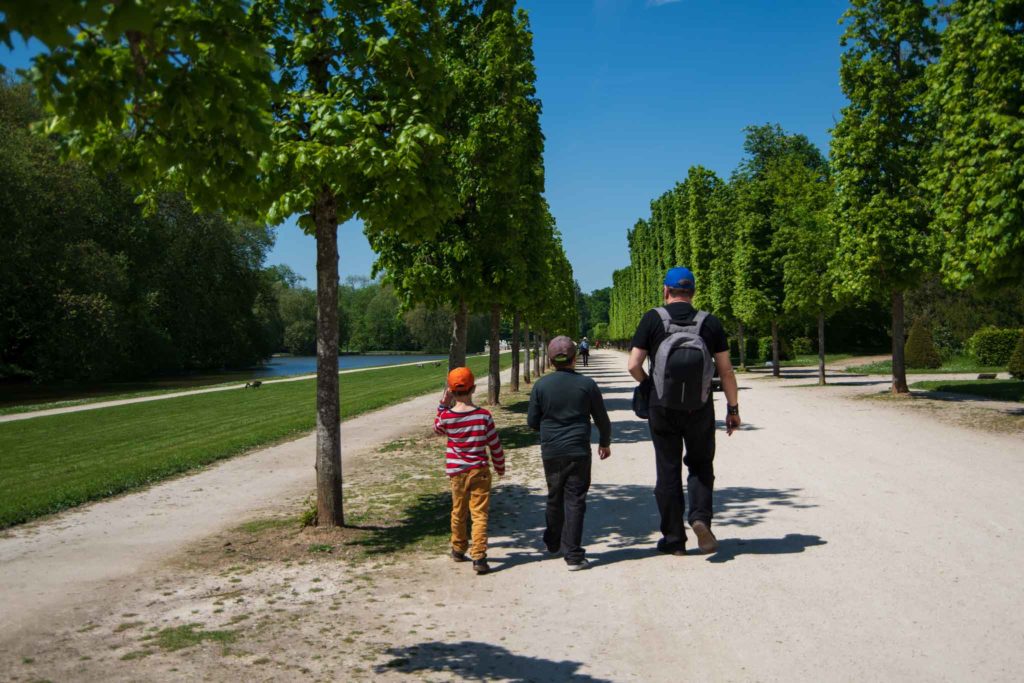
top-left (433, 405), bottom-right (506, 477)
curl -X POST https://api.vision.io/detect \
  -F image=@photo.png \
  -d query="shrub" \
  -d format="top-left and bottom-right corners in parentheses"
top-left (968, 327), bottom-right (1023, 366)
top-left (792, 337), bottom-right (814, 355)
top-left (1009, 333), bottom-right (1024, 381)
top-left (904, 318), bottom-right (942, 369)
top-left (757, 335), bottom-right (793, 362)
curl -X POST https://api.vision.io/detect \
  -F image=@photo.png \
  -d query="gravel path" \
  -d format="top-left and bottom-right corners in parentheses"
top-left (3, 350), bottom-right (1023, 681)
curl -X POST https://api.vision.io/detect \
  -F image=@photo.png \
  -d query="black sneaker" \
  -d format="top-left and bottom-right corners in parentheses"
top-left (451, 550), bottom-right (468, 562)
top-left (472, 558), bottom-right (490, 575)
top-left (690, 520), bottom-right (719, 554)
top-left (656, 539), bottom-right (687, 556)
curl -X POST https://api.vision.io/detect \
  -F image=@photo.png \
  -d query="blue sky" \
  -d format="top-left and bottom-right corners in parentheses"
top-left (1, 0), bottom-right (849, 292)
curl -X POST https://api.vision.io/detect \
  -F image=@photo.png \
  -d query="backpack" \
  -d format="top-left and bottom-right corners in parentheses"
top-left (649, 307), bottom-right (714, 411)
top-left (579, 340), bottom-right (589, 351)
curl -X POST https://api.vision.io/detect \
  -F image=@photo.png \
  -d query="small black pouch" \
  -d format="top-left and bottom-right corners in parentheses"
top-left (632, 377), bottom-right (652, 419)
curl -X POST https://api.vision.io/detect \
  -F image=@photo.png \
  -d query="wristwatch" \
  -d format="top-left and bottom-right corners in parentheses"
top-left (727, 404), bottom-right (740, 416)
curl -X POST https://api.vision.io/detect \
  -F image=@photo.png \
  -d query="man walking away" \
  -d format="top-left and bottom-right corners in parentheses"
top-left (579, 337), bottom-right (590, 367)
top-left (528, 336), bottom-right (612, 571)
top-left (627, 267), bottom-right (741, 556)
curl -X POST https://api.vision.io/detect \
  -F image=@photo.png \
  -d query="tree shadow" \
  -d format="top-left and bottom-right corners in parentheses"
top-left (347, 490), bottom-right (452, 556)
top-left (486, 482), bottom-right (820, 571)
top-left (376, 641), bottom-right (612, 682)
top-left (498, 423), bottom-right (539, 449)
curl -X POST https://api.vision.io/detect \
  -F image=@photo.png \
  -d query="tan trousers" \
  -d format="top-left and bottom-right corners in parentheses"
top-left (449, 467), bottom-right (491, 560)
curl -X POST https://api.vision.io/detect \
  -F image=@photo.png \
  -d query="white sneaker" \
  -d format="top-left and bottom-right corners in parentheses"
top-left (566, 559), bottom-right (590, 571)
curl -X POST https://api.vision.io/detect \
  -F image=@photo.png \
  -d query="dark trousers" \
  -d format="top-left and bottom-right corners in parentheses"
top-left (543, 456), bottom-right (592, 564)
top-left (580, 350), bottom-right (590, 366)
top-left (648, 401), bottom-right (716, 549)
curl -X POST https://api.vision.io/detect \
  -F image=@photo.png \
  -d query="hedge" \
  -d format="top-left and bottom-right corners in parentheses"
top-left (968, 327), bottom-right (1023, 366)
top-left (905, 319), bottom-right (941, 369)
top-left (1009, 334), bottom-right (1024, 381)
top-left (758, 336), bottom-right (793, 362)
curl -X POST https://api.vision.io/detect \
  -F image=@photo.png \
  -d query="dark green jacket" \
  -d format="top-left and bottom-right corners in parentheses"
top-left (527, 369), bottom-right (611, 460)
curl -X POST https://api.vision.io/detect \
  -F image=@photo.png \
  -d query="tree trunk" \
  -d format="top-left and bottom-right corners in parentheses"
top-left (737, 321), bottom-right (747, 370)
top-left (313, 187), bottom-right (343, 527)
top-left (534, 331), bottom-right (541, 377)
top-left (771, 319), bottom-right (781, 378)
top-left (510, 311), bottom-right (521, 392)
top-left (523, 323), bottom-right (532, 384)
top-left (540, 331), bottom-right (548, 374)
top-left (817, 310), bottom-right (826, 386)
top-left (892, 290), bottom-right (909, 394)
top-left (488, 304), bottom-right (501, 405)
top-left (448, 297), bottom-right (468, 371)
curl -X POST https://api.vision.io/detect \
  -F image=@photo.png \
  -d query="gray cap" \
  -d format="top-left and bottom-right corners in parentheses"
top-left (547, 336), bottom-right (577, 363)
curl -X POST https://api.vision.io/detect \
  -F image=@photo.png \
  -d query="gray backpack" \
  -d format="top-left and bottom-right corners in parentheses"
top-left (650, 307), bottom-right (714, 411)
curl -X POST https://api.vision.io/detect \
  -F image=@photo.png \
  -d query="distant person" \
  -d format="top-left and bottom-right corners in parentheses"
top-left (627, 267), bottom-right (741, 556)
top-left (527, 336), bottom-right (612, 571)
top-left (579, 337), bottom-right (591, 366)
top-left (434, 367), bottom-right (506, 575)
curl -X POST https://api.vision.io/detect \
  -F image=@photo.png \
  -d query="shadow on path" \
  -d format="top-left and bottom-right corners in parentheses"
top-left (706, 533), bottom-right (827, 564)
top-left (376, 641), bottom-right (612, 682)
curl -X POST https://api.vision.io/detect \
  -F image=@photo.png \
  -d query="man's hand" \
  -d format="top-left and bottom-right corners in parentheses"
top-left (598, 446), bottom-right (611, 460)
top-left (725, 413), bottom-right (741, 436)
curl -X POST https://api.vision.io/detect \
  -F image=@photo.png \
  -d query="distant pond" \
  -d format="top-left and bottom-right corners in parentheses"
top-left (252, 354), bottom-right (448, 378)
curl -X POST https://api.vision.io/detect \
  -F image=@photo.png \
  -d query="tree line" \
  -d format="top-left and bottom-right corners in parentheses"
top-left (608, 0), bottom-right (1024, 390)
top-left (2, 0), bottom-right (576, 527)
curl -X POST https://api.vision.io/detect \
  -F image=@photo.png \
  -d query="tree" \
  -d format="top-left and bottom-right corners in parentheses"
top-left (771, 154), bottom-right (837, 385)
top-left (925, 0), bottom-right (1024, 289)
top-left (7, 1), bottom-right (461, 526)
top-left (831, 0), bottom-right (939, 394)
top-left (733, 124), bottom-right (825, 377)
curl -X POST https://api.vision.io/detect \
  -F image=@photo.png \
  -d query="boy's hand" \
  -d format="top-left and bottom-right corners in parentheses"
top-left (598, 446), bottom-right (611, 460)
top-left (440, 388), bottom-right (453, 407)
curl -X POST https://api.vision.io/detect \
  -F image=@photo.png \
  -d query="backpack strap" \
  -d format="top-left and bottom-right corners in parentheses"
top-left (693, 311), bottom-right (709, 337)
top-left (654, 307), bottom-right (672, 333)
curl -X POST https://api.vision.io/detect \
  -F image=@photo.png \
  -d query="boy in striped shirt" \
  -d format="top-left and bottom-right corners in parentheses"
top-left (434, 367), bottom-right (505, 575)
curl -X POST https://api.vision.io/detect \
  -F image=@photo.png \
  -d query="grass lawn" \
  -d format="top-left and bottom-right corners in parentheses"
top-left (909, 379), bottom-right (1024, 403)
top-left (846, 355), bottom-right (1005, 375)
top-left (0, 354), bottom-right (512, 529)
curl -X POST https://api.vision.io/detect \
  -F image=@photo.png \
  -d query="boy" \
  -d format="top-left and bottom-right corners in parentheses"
top-left (434, 367), bottom-right (505, 575)
top-left (527, 336), bottom-right (612, 571)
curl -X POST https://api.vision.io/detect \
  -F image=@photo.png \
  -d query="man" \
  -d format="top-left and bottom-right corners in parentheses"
top-left (579, 336), bottom-right (591, 367)
top-left (627, 267), bottom-right (741, 555)
top-left (528, 336), bottom-right (612, 571)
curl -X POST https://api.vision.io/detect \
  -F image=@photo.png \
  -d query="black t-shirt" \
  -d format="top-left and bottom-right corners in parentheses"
top-left (630, 303), bottom-right (729, 358)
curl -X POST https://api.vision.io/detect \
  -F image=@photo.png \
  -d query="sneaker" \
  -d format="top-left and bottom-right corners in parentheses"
top-left (451, 550), bottom-right (468, 562)
top-left (472, 558), bottom-right (490, 575)
top-left (691, 520), bottom-right (719, 554)
top-left (566, 559), bottom-right (590, 571)
top-left (656, 539), bottom-right (687, 556)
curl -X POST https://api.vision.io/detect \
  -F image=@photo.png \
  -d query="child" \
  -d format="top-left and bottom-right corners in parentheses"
top-left (527, 336), bottom-right (611, 571)
top-left (434, 367), bottom-right (505, 575)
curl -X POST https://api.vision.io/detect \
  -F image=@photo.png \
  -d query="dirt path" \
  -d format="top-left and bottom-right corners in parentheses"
top-left (4, 350), bottom-right (1024, 681)
top-left (0, 368), bottom-right (510, 646)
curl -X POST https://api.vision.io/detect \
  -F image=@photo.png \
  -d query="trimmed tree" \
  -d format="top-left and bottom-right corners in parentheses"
top-left (925, 0), bottom-right (1024, 289)
top-left (831, 0), bottom-right (939, 394)
top-left (9, 1), bottom-right (460, 526)
top-left (904, 318), bottom-right (942, 369)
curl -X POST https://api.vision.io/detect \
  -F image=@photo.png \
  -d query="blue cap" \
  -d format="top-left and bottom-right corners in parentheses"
top-left (664, 267), bottom-right (696, 291)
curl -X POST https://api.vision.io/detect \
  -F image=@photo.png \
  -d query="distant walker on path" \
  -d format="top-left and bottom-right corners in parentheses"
top-left (579, 337), bottom-right (590, 367)
top-left (627, 267), bottom-right (741, 556)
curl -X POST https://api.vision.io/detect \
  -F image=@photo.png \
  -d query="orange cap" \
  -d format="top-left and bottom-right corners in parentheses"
top-left (447, 367), bottom-right (475, 392)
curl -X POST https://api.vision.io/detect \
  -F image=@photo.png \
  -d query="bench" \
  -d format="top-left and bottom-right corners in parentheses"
top-left (977, 373), bottom-right (997, 380)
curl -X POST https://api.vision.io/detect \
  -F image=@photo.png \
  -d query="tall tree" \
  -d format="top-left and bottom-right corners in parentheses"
top-left (831, 0), bottom-right (939, 394)
top-left (925, 0), bottom-right (1024, 289)
top-left (733, 123), bottom-right (825, 377)
top-left (770, 155), bottom-right (837, 385)
top-left (7, 1), bottom-right (460, 525)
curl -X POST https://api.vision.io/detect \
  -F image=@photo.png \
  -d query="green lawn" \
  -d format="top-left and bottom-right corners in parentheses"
top-left (0, 354), bottom-right (512, 529)
top-left (909, 379), bottom-right (1024, 402)
top-left (846, 355), bottom-right (1005, 375)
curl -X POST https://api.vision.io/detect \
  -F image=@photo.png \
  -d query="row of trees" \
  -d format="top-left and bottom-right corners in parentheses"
top-left (609, 0), bottom-right (1023, 391)
top-left (3, 0), bottom-right (575, 526)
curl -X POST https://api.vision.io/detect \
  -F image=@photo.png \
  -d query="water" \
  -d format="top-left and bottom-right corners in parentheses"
top-left (251, 354), bottom-right (449, 378)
